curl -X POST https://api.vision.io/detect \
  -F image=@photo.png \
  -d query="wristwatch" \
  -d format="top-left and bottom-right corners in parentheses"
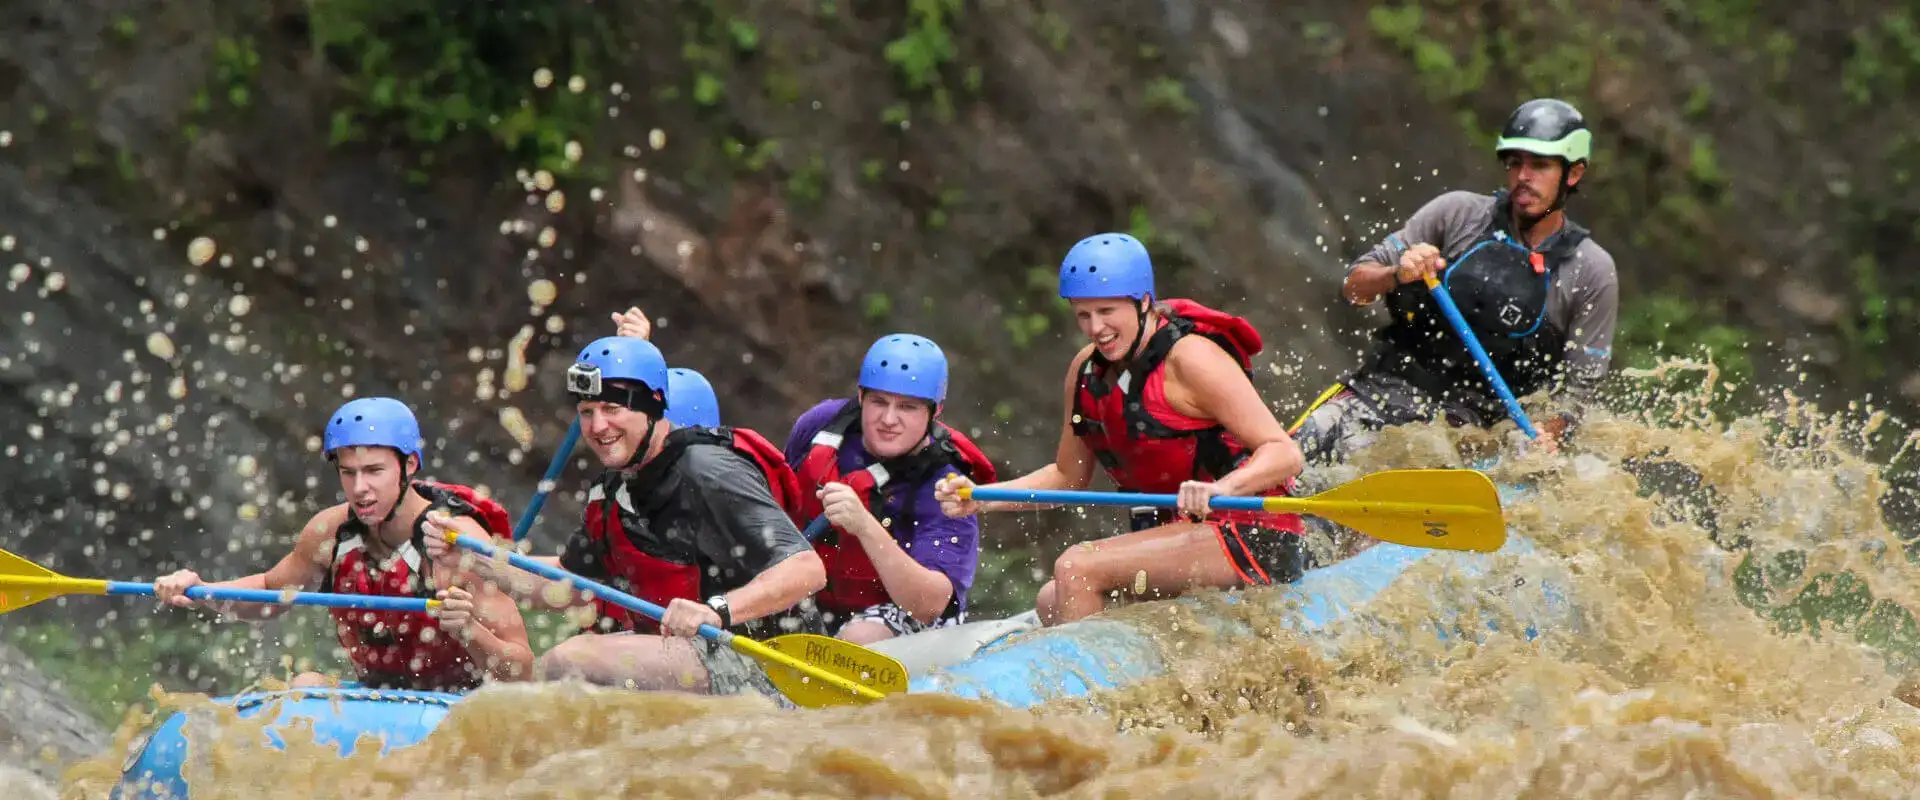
top-left (705, 595), bottom-right (732, 628)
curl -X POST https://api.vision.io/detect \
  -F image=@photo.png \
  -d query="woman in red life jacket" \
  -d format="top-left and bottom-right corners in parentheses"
top-left (784, 334), bottom-right (997, 644)
top-left (153, 397), bottom-right (533, 691)
top-left (935, 232), bottom-right (1308, 626)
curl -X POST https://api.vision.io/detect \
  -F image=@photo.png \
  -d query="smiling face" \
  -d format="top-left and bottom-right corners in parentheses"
top-left (576, 384), bottom-right (659, 467)
top-left (334, 446), bottom-right (415, 524)
top-left (1071, 297), bottom-right (1147, 362)
top-left (1503, 151), bottom-right (1584, 220)
top-left (858, 389), bottom-right (935, 459)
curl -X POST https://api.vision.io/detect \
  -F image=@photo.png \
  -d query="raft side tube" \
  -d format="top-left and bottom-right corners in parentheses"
top-left (906, 484), bottom-right (1572, 708)
top-left (113, 687), bottom-right (461, 800)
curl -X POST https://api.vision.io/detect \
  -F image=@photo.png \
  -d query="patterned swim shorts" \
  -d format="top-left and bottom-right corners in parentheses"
top-left (835, 602), bottom-right (963, 639)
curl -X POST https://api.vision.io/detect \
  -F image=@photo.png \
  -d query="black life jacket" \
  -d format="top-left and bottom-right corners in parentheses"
top-left (1360, 190), bottom-right (1590, 425)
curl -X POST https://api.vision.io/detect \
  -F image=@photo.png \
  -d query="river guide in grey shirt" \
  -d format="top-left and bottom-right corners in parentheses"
top-left (1294, 98), bottom-right (1620, 471)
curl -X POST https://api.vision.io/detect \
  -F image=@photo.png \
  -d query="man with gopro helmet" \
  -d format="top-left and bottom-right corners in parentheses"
top-left (426, 335), bottom-right (826, 703)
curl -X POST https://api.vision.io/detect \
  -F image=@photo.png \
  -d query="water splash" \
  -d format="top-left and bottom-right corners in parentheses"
top-left (51, 361), bottom-right (1920, 799)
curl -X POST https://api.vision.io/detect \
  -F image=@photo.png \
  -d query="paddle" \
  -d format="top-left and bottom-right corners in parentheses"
top-left (1422, 275), bottom-right (1541, 439)
top-left (510, 418), bottom-right (582, 543)
top-left (439, 530), bottom-right (906, 708)
top-left (961, 468), bottom-right (1507, 552)
top-left (0, 547), bottom-right (439, 616)
top-left (803, 515), bottom-right (831, 541)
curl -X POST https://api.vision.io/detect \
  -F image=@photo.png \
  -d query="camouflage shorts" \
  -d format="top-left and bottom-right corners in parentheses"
top-left (690, 635), bottom-right (795, 709)
top-left (1292, 389), bottom-right (1388, 472)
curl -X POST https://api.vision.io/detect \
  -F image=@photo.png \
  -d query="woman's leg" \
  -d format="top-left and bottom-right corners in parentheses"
top-left (289, 671), bottom-right (336, 688)
top-left (1034, 580), bottom-right (1062, 625)
top-left (1046, 522), bottom-right (1244, 625)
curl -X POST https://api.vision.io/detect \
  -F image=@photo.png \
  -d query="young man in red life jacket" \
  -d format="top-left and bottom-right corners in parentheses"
top-left (426, 336), bottom-right (827, 703)
top-left (152, 397), bottom-right (533, 691)
top-left (936, 232), bottom-right (1308, 626)
top-left (783, 333), bottom-right (998, 644)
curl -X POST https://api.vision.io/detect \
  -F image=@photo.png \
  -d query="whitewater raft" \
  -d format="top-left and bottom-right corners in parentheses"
top-left (115, 484), bottom-right (1566, 799)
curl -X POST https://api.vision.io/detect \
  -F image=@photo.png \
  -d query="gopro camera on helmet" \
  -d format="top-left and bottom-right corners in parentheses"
top-left (566, 362), bottom-right (603, 398)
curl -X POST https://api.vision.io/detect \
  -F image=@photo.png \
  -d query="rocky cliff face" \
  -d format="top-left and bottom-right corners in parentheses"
top-left (0, 0), bottom-right (1912, 758)
top-left (0, 643), bottom-right (106, 789)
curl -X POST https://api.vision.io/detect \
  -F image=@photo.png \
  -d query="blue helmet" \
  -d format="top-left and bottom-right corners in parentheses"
top-left (568, 336), bottom-right (669, 412)
top-left (858, 334), bottom-right (948, 404)
top-left (664, 368), bottom-right (721, 427)
top-left (323, 397), bottom-right (423, 466)
top-left (1058, 232), bottom-right (1155, 300)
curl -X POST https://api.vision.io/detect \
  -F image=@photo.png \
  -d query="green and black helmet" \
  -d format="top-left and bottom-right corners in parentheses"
top-left (1494, 98), bottom-right (1591, 166)
top-left (1494, 98), bottom-right (1591, 207)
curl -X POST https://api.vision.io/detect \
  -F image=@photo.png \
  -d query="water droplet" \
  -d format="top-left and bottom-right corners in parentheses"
top-left (187, 237), bottom-right (217, 266)
top-left (499, 406), bottom-right (534, 449)
top-left (527, 279), bottom-right (558, 309)
top-left (146, 331), bottom-right (176, 359)
top-left (504, 325), bottom-right (535, 392)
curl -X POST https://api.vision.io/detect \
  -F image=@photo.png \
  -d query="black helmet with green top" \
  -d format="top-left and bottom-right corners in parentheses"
top-left (1495, 98), bottom-right (1591, 166)
top-left (1494, 99), bottom-right (1590, 211)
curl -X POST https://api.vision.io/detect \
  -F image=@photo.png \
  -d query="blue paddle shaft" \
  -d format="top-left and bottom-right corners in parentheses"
top-left (969, 486), bottom-right (1267, 511)
top-left (512, 418), bottom-right (582, 542)
top-left (803, 515), bottom-right (831, 541)
top-left (1424, 279), bottom-right (1541, 439)
top-left (104, 581), bottom-right (434, 612)
top-left (447, 533), bottom-right (731, 643)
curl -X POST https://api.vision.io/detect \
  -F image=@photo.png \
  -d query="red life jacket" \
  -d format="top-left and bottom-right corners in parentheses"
top-left (321, 481), bottom-right (514, 691)
top-left (1069, 299), bottom-right (1303, 533)
top-left (579, 425), bottom-right (804, 634)
top-left (793, 401), bottom-right (999, 615)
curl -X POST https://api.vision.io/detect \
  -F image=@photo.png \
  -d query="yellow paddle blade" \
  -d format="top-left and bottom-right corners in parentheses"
top-left (1273, 469), bottom-right (1508, 553)
top-left (746, 633), bottom-right (910, 709)
top-left (0, 547), bottom-right (104, 614)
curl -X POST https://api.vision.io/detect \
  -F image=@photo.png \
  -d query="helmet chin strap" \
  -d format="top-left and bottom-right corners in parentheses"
top-left (622, 417), bottom-right (660, 470)
top-left (378, 452), bottom-right (414, 527)
top-left (326, 449), bottom-right (416, 540)
top-left (1117, 296), bottom-right (1154, 364)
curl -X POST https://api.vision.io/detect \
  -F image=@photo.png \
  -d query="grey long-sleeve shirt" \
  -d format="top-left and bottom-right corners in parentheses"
top-left (1348, 190), bottom-right (1621, 411)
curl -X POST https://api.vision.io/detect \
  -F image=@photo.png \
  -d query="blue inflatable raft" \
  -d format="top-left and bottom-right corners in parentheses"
top-left (116, 484), bottom-right (1562, 798)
